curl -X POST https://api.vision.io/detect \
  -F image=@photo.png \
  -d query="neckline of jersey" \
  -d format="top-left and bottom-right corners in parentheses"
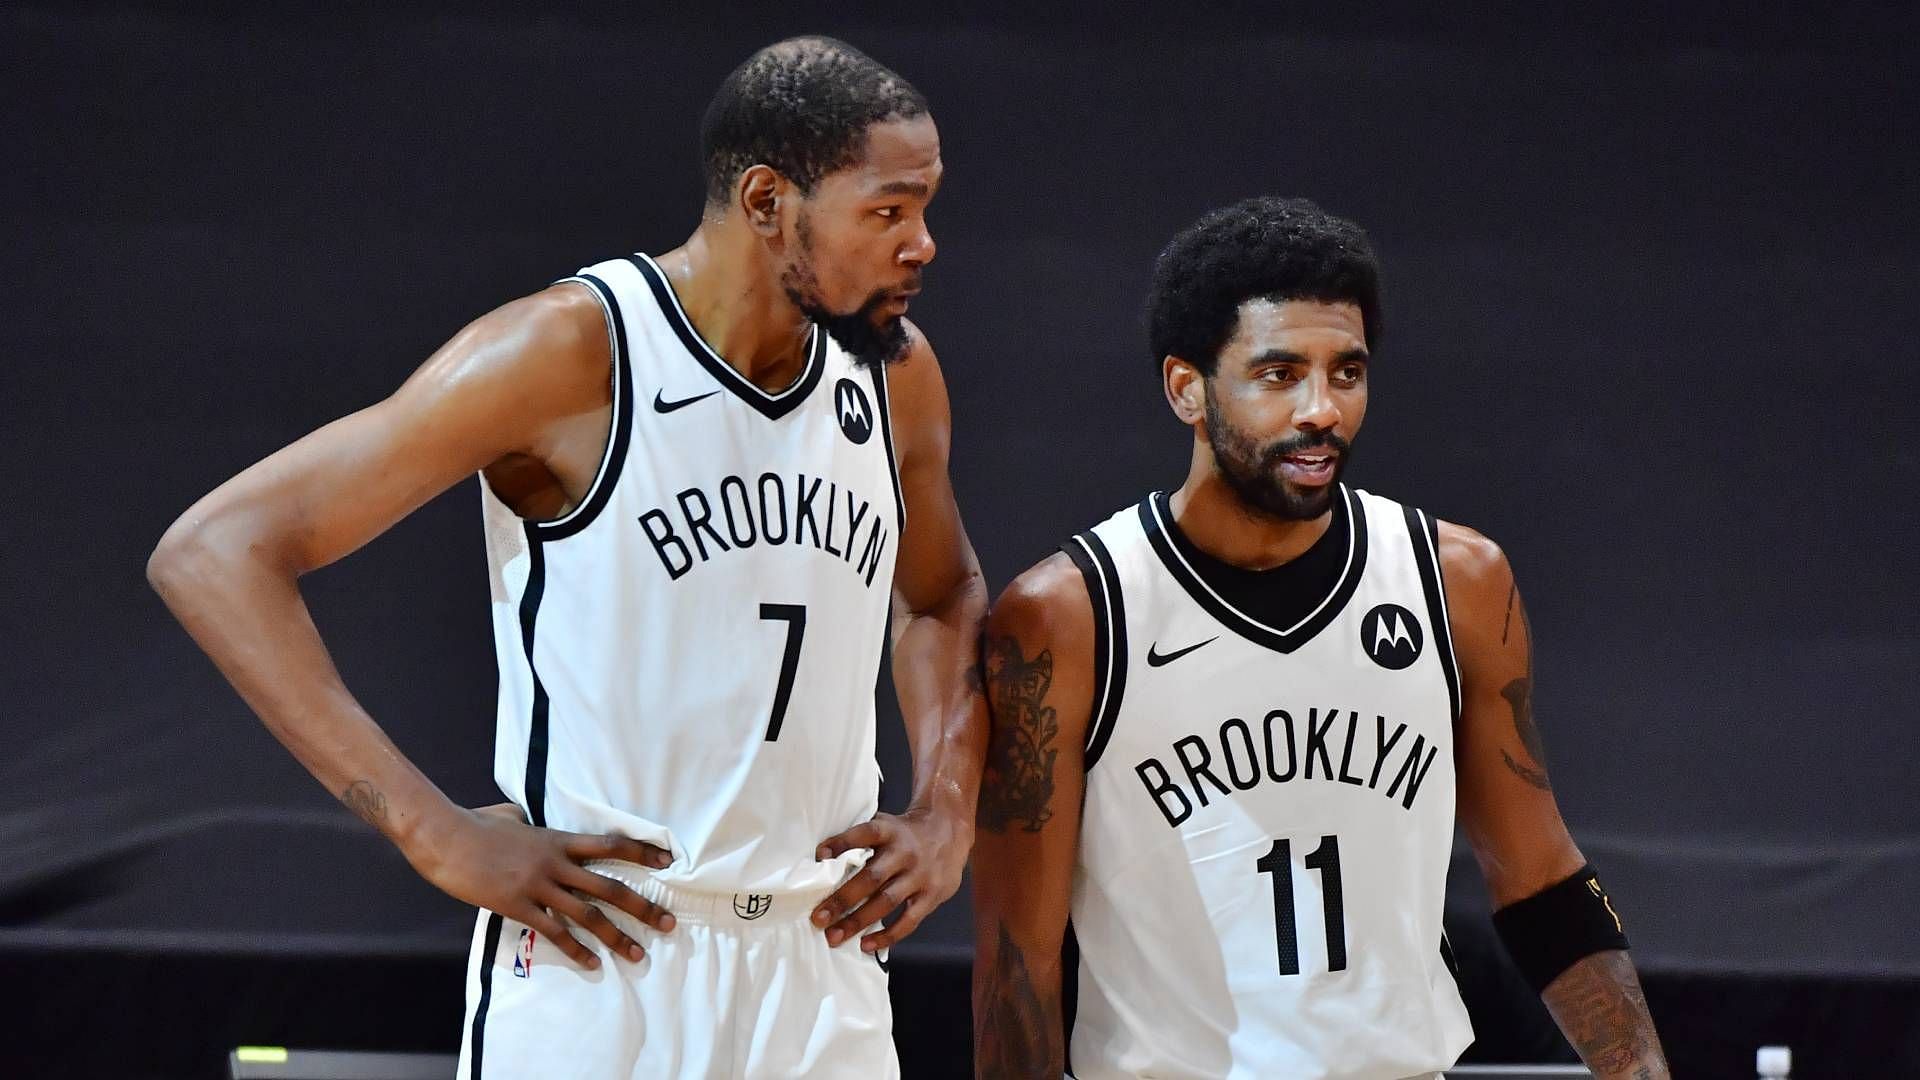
top-left (631, 252), bottom-right (826, 421)
top-left (1138, 485), bottom-right (1371, 655)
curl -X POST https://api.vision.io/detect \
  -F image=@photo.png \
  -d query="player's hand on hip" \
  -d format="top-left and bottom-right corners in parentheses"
top-left (408, 802), bottom-right (676, 970)
top-left (811, 804), bottom-right (972, 952)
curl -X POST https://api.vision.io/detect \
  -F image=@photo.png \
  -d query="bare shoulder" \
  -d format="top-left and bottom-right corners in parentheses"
top-left (988, 550), bottom-right (1095, 655)
top-left (875, 319), bottom-right (952, 466)
top-left (1435, 519), bottom-right (1511, 597)
top-left (1434, 519), bottom-right (1522, 659)
top-left (412, 281), bottom-right (611, 412)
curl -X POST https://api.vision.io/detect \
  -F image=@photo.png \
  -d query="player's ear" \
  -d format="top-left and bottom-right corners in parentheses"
top-left (1164, 356), bottom-right (1206, 426)
top-left (738, 165), bottom-right (783, 238)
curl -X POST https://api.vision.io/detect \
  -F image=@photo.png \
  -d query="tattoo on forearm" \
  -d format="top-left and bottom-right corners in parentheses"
top-left (975, 923), bottom-right (1061, 1078)
top-left (1542, 950), bottom-right (1668, 1079)
top-left (340, 780), bottom-right (389, 831)
top-left (978, 634), bottom-right (1060, 833)
top-left (1499, 676), bottom-right (1552, 791)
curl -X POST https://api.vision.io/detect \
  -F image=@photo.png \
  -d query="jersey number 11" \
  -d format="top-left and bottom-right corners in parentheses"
top-left (1255, 834), bottom-right (1347, 975)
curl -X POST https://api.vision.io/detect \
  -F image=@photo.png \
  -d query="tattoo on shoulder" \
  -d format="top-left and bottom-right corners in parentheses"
top-left (340, 780), bottom-right (389, 831)
top-left (978, 633), bottom-right (1060, 834)
top-left (1501, 580), bottom-right (1517, 643)
top-left (1500, 676), bottom-right (1553, 791)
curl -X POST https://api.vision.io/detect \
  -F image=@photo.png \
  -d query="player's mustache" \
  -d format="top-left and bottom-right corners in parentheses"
top-left (1261, 430), bottom-right (1351, 464)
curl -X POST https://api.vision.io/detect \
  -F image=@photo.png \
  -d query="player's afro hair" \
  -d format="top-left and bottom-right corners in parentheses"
top-left (1146, 197), bottom-right (1382, 377)
top-left (700, 36), bottom-right (929, 206)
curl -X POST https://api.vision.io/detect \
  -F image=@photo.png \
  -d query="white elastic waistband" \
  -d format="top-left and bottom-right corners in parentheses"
top-left (583, 860), bottom-right (838, 928)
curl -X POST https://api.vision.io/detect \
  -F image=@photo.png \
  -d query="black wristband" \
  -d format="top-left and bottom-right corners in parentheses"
top-left (1491, 864), bottom-right (1630, 993)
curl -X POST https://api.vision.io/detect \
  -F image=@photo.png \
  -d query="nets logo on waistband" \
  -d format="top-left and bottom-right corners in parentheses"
top-left (733, 893), bottom-right (773, 920)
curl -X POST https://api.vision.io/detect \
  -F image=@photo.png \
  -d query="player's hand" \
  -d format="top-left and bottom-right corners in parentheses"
top-left (810, 803), bottom-right (973, 952)
top-left (406, 802), bottom-right (677, 970)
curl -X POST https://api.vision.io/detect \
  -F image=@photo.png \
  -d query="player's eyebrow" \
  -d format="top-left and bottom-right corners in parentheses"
top-left (1246, 347), bottom-right (1370, 367)
top-left (873, 179), bottom-right (931, 197)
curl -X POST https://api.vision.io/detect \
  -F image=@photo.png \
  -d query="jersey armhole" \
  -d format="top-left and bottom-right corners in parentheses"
top-left (870, 360), bottom-right (906, 533)
top-left (526, 272), bottom-right (634, 541)
top-left (1403, 506), bottom-right (1463, 726)
top-left (1063, 531), bottom-right (1128, 770)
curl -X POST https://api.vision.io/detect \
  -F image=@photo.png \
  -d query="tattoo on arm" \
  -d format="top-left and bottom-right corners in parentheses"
top-left (975, 922), bottom-right (1062, 1078)
top-left (340, 780), bottom-right (389, 831)
top-left (1497, 593), bottom-right (1552, 791)
top-left (1501, 580), bottom-right (1517, 643)
top-left (1499, 676), bottom-right (1552, 791)
top-left (978, 634), bottom-right (1060, 833)
top-left (1542, 950), bottom-right (1669, 1079)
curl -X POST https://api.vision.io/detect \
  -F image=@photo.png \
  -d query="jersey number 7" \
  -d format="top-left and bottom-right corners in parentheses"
top-left (759, 604), bottom-right (806, 741)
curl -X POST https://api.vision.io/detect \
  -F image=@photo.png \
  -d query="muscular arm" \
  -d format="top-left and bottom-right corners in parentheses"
top-left (886, 327), bottom-right (990, 833)
top-left (1442, 522), bottom-right (1668, 1079)
top-left (146, 284), bottom-right (612, 859)
top-left (971, 555), bottom-right (1095, 1078)
top-left (811, 326), bottom-right (989, 949)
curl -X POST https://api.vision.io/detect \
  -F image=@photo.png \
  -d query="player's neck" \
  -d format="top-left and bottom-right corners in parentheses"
top-left (1169, 463), bottom-right (1334, 572)
top-left (655, 229), bottom-right (816, 394)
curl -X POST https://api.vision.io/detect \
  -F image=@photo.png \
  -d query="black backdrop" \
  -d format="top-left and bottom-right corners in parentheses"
top-left (5, 3), bottom-right (1918, 1076)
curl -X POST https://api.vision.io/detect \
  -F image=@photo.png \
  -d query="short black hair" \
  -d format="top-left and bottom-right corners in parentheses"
top-left (700, 36), bottom-right (929, 206)
top-left (1146, 196), bottom-right (1382, 376)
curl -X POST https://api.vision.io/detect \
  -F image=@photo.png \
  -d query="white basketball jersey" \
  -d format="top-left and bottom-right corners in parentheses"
top-left (480, 253), bottom-right (902, 894)
top-left (1063, 486), bottom-right (1473, 1080)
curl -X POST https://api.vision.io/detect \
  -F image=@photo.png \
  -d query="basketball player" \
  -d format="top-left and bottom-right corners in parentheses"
top-left (148, 38), bottom-right (986, 1078)
top-left (970, 198), bottom-right (1668, 1079)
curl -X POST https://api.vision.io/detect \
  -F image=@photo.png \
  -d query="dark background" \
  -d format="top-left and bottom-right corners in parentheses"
top-left (5, 2), bottom-right (1917, 1077)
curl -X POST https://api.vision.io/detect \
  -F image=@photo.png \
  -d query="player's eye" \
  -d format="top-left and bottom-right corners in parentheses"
top-left (874, 206), bottom-right (899, 220)
top-left (1336, 365), bottom-right (1365, 384)
top-left (1259, 367), bottom-right (1296, 383)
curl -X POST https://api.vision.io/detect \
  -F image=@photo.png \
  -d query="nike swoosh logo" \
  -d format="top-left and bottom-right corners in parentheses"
top-left (1147, 636), bottom-right (1218, 667)
top-left (653, 389), bottom-right (719, 413)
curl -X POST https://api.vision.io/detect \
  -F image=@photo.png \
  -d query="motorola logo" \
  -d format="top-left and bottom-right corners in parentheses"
top-left (1360, 603), bottom-right (1423, 670)
top-left (834, 378), bottom-right (874, 444)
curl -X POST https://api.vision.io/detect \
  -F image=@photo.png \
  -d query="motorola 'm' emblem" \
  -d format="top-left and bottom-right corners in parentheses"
top-left (834, 379), bottom-right (874, 445)
top-left (1360, 603), bottom-right (1423, 670)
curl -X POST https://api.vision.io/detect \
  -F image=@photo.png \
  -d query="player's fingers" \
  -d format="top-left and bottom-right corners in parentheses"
top-left (560, 831), bottom-right (673, 870)
top-left (827, 877), bottom-right (908, 946)
top-left (546, 887), bottom-right (646, 963)
top-left (859, 895), bottom-right (929, 953)
top-left (517, 905), bottom-right (599, 970)
top-left (811, 862), bottom-right (888, 935)
top-left (815, 819), bottom-right (887, 861)
top-left (559, 863), bottom-right (677, 934)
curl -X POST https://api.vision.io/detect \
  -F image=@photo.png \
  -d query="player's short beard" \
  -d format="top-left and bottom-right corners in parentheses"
top-left (1203, 380), bottom-right (1352, 521)
top-left (780, 213), bottom-right (913, 370)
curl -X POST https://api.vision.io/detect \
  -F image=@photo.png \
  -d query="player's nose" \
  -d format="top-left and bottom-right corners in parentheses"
top-left (898, 220), bottom-right (935, 268)
top-left (1293, 374), bottom-right (1341, 430)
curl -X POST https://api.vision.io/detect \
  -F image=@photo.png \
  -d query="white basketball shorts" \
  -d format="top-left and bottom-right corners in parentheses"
top-left (455, 861), bottom-right (898, 1079)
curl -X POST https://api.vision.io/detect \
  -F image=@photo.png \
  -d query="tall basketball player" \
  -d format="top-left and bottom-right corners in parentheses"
top-left (970, 198), bottom-right (1668, 1079)
top-left (148, 38), bottom-right (985, 1078)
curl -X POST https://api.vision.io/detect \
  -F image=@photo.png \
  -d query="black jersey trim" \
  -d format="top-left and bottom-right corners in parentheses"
top-left (517, 526), bottom-right (552, 827)
top-left (871, 359), bottom-right (906, 533)
top-left (530, 272), bottom-right (635, 541)
top-left (467, 912), bottom-right (504, 1079)
top-left (1063, 529), bottom-right (1128, 770)
top-left (631, 253), bottom-right (825, 420)
top-left (1405, 505), bottom-right (1463, 726)
top-left (1138, 485), bottom-right (1369, 655)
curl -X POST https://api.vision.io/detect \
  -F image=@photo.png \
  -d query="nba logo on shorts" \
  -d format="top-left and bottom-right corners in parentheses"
top-left (513, 928), bottom-right (536, 977)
